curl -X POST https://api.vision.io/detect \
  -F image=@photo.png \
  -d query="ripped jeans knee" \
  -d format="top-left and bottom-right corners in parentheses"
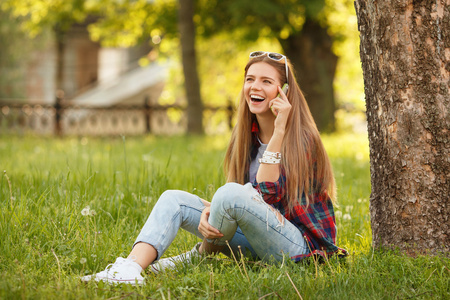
top-left (250, 190), bottom-right (285, 230)
top-left (207, 182), bottom-right (307, 262)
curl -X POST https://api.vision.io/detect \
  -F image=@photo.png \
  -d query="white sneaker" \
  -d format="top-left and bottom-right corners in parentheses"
top-left (150, 242), bottom-right (201, 274)
top-left (81, 257), bottom-right (144, 285)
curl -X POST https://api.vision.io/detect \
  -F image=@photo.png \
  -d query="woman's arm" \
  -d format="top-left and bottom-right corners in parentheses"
top-left (256, 129), bottom-right (285, 182)
top-left (198, 206), bottom-right (223, 239)
top-left (256, 85), bottom-right (291, 183)
top-left (199, 198), bottom-right (211, 207)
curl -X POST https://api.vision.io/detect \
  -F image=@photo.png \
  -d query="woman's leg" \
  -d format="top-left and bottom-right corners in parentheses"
top-left (207, 182), bottom-right (309, 262)
top-left (127, 243), bottom-right (157, 270)
top-left (130, 190), bottom-right (205, 268)
top-left (81, 190), bottom-right (205, 284)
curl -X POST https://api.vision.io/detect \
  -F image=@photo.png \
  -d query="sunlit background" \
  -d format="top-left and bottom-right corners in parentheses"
top-left (0, 0), bottom-right (365, 136)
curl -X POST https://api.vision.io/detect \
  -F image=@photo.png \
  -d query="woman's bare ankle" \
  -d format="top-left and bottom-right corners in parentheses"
top-left (128, 242), bottom-right (158, 269)
top-left (199, 239), bottom-right (224, 255)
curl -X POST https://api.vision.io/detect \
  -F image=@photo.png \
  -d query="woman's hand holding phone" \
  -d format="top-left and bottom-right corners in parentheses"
top-left (279, 83), bottom-right (289, 97)
top-left (269, 84), bottom-right (291, 133)
top-left (270, 83), bottom-right (288, 116)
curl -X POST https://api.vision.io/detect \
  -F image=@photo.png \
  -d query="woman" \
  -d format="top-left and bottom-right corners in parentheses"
top-left (82, 51), bottom-right (346, 285)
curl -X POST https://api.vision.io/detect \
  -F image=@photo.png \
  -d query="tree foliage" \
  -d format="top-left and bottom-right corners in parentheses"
top-left (1, 0), bottom-right (91, 35)
top-left (1, 0), bottom-right (364, 132)
top-left (87, 0), bottom-right (178, 47)
top-left (196, 0), bottom-right (356, 132)
top-left (198, 0), bottom-right (325, 39)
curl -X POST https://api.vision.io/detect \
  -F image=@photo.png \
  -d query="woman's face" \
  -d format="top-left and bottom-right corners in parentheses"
top-left (244, 62), bottom-right (282, 117)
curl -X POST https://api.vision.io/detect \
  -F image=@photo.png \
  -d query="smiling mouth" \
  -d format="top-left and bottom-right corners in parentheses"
top-left (250, 95), bottom-right (265, 102)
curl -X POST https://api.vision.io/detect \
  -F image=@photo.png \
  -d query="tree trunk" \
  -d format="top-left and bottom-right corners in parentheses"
top-left (54, 28), bottom-right (66, 136)
top-left (355, 0), bottom-right (449, 254)
top-left (179, 0), bottom-right (204, 134)
top-left (55, 27), bottom-right (65, 96)
top-left (280, 18), bottom-right (337, 132)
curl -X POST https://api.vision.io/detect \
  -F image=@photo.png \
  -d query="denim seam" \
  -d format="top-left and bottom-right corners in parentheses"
top-left (222, 205), bottom-right (306, 249)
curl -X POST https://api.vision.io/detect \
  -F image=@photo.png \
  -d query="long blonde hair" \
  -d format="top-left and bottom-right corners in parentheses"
top-left (224, 55), bottom-right (336, 210)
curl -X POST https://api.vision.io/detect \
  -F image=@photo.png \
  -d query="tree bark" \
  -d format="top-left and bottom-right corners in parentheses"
top-left (55, 27), bottom-right (65, 95)
top-left (355, 0), bottom-right (449, 254)
top-left (54, 27), bottom-right (66, 136)
top-left (179, 0), bottom-right (204, 134)
top-left (280, 18), bottom-right (337, 132)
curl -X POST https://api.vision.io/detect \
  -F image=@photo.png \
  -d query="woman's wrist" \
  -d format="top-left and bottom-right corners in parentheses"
top-left (265, 128), bottom-right (285, 153)
top-left (269, 128), bottom-right (285, 146)
top-left (273, 127), bottom-right (286, 137)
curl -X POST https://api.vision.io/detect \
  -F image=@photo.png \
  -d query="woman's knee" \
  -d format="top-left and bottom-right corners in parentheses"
top-left (212, 182), bottom-right (254, 208)
top-left (157, 190), bottom-right (202, 211)
top-left (157, 190), bottom-right (185, 207)
top-left (159, 190), bottom-right (177, 200)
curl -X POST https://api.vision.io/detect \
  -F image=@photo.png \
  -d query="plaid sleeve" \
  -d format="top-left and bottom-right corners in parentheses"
top-left (253, 174), bottom-right (286, 205)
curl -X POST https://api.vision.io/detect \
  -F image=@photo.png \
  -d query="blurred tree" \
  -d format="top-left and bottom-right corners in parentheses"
top-left (1, 0), bottom-right (91, 98)
top-left (87, 0), bottom-right (204, 134)
top-left (0, 9), bottom-right (36, 100)
top-left (2, 0), bottom-right (204, 134)
top-left (2, 0), bottom-right (360, 133)
top-left (54, 0), bottom-right (356, 133)
top-left (179, 0), bottom-right (203, 134)
top-left (355, 0), bottom-right (449, 254)
top-left (198, 0), bottom-right (347, 132)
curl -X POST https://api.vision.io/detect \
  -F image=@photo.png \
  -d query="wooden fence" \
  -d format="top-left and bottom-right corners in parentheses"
top-left (0, 96), bottom-right (234, 136)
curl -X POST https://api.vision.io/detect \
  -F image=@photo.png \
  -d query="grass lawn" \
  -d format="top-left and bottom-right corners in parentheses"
top-left (0, 133), bottom-right (448, 299)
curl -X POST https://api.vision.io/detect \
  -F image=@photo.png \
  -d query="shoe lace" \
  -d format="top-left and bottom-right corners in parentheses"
top-left (103, 258), bottom-right (126, 274)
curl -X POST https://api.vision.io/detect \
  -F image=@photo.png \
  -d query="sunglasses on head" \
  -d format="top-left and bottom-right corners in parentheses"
top-left (249, 51), bottom-right (288, 83)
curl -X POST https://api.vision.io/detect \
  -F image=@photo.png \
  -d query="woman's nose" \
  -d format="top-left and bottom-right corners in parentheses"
top-left (251, 80), bottom-right (262, 90)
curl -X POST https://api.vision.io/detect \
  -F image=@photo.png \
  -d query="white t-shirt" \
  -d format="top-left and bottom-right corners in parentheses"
top-left (249, 137), bottom-right (267, 183)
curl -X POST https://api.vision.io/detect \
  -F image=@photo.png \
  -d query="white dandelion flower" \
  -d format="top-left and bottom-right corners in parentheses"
top-left (80, 257), bottom-right (87, 264)
top-left (89, 209), bottom-right (96, 216)
top-left (335, 211), bottom-right (342, 218)
top-left (81, 206), bottom-right (90, 216)
top-left (343, 214), bottom-right (352, 220)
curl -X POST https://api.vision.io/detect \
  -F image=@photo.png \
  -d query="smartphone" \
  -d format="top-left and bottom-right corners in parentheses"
top-left (272, 83), bottom-right (289, 116)
top-left (278, 83), bottom-right (289, 97)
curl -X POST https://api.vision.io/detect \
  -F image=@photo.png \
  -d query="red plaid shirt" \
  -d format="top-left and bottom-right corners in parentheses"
top-left (249, 122), bottom-right (347, 262)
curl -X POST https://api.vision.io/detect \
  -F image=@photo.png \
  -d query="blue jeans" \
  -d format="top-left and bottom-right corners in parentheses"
top-left (134, 182), bottom-right (309, 262)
